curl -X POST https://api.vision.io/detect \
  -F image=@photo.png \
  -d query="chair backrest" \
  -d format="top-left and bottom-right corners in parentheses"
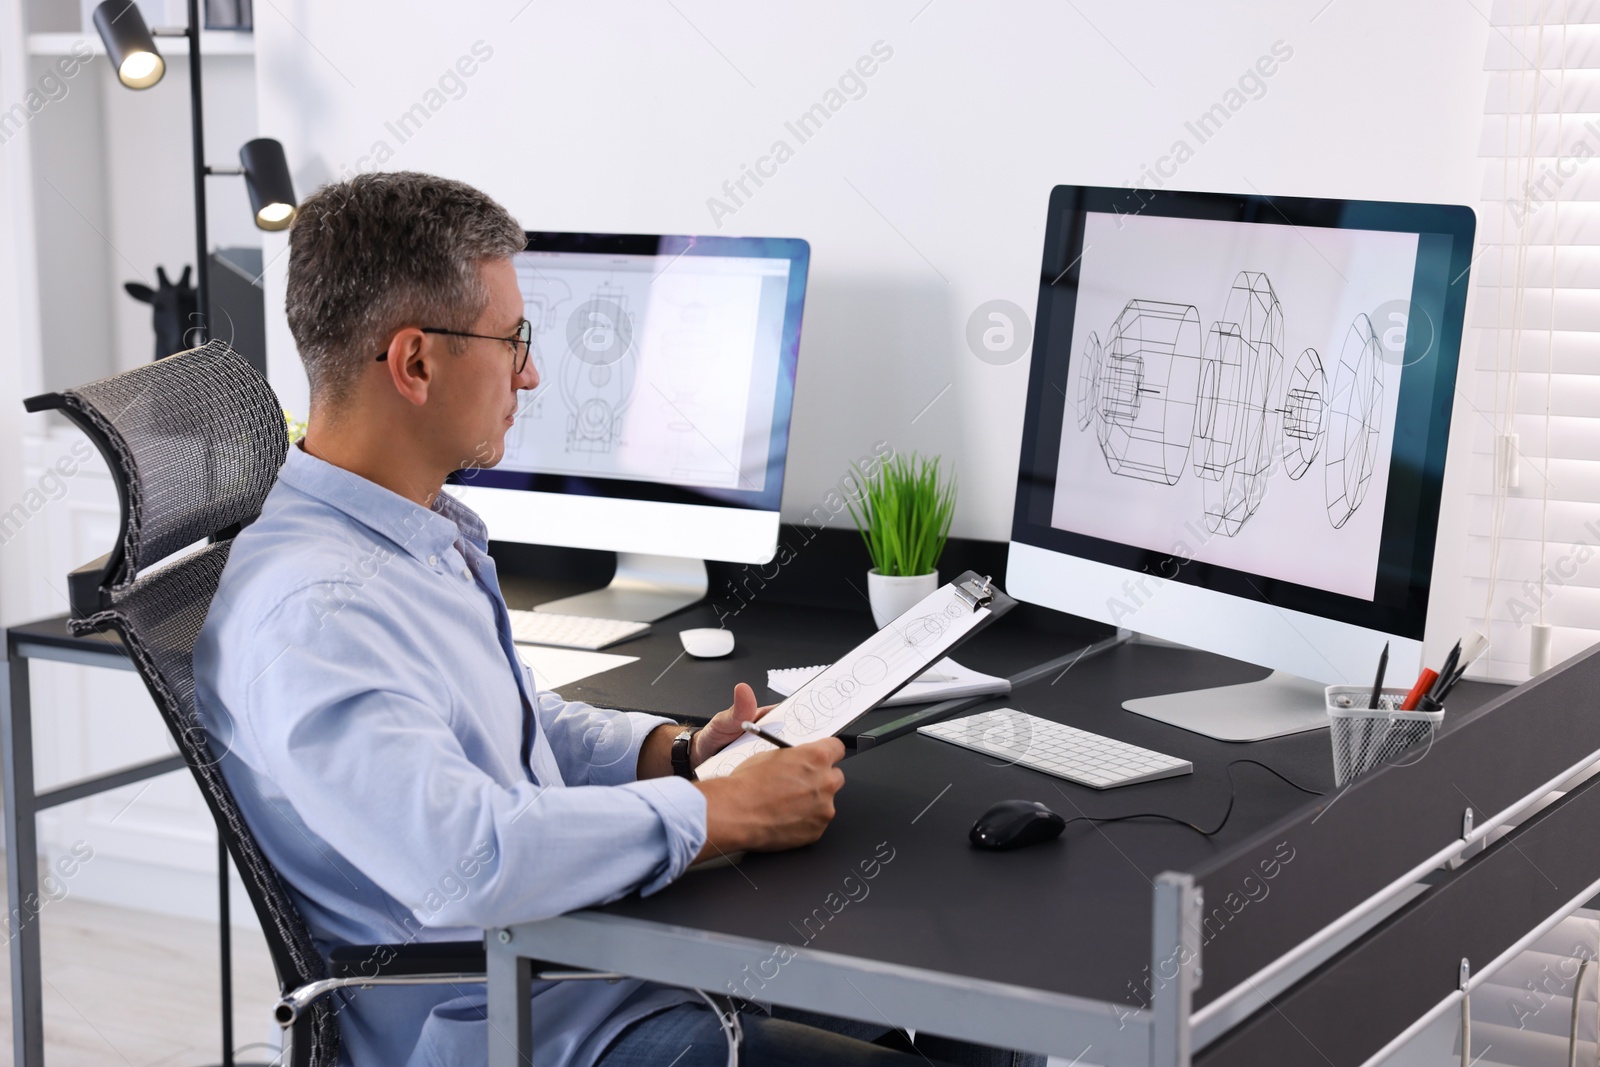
top-left (24, 340), bottom-right (340, 1066)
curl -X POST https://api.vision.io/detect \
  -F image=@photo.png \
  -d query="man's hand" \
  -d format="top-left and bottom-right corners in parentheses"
top-left (690, 682), bottom-right (777, 768)
top-left (694, 738), bottom-right (846, 858)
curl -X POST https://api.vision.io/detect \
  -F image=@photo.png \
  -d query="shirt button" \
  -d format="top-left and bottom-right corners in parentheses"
top-left (460, 569), bottom-right (471, 580)
top-left (427, 554), bottom-right (439, 567)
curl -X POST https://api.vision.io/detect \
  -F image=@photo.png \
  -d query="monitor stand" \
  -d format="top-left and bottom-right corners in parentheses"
top-left (1123, 671), bottom-right (1329, 742)
top-left (533, 552), bottom-right (708, 623)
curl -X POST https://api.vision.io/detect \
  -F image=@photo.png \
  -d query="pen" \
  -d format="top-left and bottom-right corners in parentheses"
top-left (1368, 641), bottom-right (1389, 709)
top-left (740, 721), bottom-right (793, 748)
top-left (1435, 632), bottom-right (1490, 704)
top-left (1427, 640), bottom-right (1462, 703)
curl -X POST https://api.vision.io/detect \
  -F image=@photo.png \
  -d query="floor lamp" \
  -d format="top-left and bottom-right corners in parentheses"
top-left (90, 4), bottom-right (296, 1064)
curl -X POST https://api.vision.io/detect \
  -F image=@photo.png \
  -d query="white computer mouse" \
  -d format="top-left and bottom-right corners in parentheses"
top-left (679, 628), bottom-right (735, 658)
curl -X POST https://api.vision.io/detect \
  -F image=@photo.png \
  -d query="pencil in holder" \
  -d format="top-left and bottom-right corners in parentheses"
top-left (1325, 686), bottom-right (1445, 788)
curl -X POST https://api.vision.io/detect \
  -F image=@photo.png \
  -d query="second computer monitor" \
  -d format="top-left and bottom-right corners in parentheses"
top-left (448, 232), bottom-right (810, 621)
top-left (1007, 186), bottom-right (1475, 739)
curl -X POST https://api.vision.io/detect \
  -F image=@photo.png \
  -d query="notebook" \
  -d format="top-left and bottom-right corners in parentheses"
top-left (766, 657), bottom-right (1009, 707)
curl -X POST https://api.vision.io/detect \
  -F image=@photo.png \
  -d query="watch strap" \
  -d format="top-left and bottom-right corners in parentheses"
top-left (670, 727), bottom-right (700, 781)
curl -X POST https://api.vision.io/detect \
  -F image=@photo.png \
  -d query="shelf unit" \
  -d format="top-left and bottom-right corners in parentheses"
top-left (27, 29), bottom-right (256, 55)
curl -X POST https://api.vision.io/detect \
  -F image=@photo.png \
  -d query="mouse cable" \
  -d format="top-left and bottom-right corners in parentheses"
top-left (1056, 759), bottom-right (1325, 839)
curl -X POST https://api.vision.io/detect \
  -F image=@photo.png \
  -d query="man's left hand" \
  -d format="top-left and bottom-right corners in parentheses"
top-left (691, 682), bottom-right (777, 767)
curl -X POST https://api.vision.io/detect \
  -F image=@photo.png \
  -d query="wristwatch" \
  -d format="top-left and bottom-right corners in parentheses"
top-left (670, 727), bottom-right (701, 781)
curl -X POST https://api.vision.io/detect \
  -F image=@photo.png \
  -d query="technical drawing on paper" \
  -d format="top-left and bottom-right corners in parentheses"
top-left (1071, 270), bottom-right (1372, 536)
top-left (696, 590), bottom-right (992, 779)
top-left (1324, 314), bottom-right (1383, 530)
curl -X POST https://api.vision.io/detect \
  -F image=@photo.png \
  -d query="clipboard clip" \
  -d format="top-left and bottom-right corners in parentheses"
top-left (954, 574), bottom-right (994, 611)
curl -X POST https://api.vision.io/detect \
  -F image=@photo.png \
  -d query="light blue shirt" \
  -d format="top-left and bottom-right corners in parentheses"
top-left (194, 443), bottom-right (707, 1067)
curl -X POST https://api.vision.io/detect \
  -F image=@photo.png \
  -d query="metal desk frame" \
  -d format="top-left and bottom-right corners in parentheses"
top-left (0, 625), bottom-right (228, 1067)
top-left (487, 648), bottom-right (1600, 1067)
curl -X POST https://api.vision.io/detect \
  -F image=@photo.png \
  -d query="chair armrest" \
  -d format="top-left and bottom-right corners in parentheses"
top-left (328, 940), bottom-right (486, 979)
top-left (277, 941), bottom-right (629, 1036)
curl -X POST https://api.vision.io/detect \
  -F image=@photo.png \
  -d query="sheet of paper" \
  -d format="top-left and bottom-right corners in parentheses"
top-left (766, 656), bottom-right (1009, 706)
top-left (515, 645), bottom-right (639, 691)
top-left (698, 582), bottom-right (993, 778)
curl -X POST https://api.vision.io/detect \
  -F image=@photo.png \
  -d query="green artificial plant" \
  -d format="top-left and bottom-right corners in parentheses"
top-left (845, 452), bottom-right (957, 577)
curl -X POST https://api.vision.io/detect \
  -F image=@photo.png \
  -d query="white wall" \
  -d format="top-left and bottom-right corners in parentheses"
top-left (256, 1), bottom-right (1489, 558)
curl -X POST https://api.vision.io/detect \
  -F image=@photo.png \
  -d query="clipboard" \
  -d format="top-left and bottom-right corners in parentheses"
top-left (696, 570), bottom-right (1017, 778)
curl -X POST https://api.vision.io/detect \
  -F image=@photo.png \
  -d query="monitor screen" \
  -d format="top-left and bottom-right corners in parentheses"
top-left (451, 232), bottom-right (809, 514)
top-left (1012, 187), bottom-right (1475, 644)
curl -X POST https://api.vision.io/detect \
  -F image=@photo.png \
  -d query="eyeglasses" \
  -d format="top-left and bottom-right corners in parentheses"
top-left (376, 319), bottom-right (533, 375)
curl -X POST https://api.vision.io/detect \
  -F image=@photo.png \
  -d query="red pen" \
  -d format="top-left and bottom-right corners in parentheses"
top-left (1400, 669), bottom-right (1439, 711)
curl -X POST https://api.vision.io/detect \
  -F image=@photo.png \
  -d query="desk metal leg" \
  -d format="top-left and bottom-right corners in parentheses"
top-left (487, 933), bottom-right (532, 1067)
top-left (2, 651), bottom-right (44, 1067)
top-left (1151, 872), bottom-right (1201, 1067)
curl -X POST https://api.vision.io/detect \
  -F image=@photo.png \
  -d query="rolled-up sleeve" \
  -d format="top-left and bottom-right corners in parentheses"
top-left (526, 675), bottom-right (676, 787)
top-left (237, 588), bottom-right (705, 928)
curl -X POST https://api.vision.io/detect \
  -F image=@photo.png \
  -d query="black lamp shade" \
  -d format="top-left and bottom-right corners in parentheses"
top-left (91, 0), bottom-right (165, 89)
top-left (239, 138), bottom-right (298, 231)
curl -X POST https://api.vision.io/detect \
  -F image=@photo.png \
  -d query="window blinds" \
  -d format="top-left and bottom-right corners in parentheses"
top-left (1471, 0), bottom-right (1600, 681)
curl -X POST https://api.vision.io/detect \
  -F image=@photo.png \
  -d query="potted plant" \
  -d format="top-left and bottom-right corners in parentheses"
top-left (845, 452), bottom-right (957, 627)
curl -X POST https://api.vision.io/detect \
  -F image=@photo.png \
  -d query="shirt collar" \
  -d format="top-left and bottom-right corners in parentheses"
top-left (276, 443), bottom-right (488, 563)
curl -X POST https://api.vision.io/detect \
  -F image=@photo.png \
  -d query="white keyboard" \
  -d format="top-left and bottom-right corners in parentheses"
top-left (919, 708), bottom-right (1192, 789)
top-left (506, 609), bottom-right (650, 651)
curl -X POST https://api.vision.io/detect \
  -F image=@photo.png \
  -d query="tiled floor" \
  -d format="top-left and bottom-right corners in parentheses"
top-left (0, 893), bottom-right (280, 1067)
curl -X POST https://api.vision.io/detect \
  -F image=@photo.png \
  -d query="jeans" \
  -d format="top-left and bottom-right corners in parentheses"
top-left (595, 1002), bottom-right (1047, 1067)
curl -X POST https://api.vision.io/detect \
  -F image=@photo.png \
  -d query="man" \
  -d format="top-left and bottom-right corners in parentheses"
top-left (196, 172), bottom-right (1039, 1067)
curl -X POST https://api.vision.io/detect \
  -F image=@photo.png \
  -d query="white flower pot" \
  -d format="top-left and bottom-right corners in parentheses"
top-left (867, 568), bottom-right (939, 629)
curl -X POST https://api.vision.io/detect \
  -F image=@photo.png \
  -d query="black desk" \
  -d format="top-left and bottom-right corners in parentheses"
top-left (490, 621), bottom-right (1595, 1066)
top-left (600, 641), bottom-right (1407, 1005)
top-left (480, 627), bottom-right (1600, 1067)
top-left (501, 570), bottom-right (1113, 739)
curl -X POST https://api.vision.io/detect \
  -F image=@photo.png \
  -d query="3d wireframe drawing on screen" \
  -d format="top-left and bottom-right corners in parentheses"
top-left (1072, 271), bottom-right (1383, 535)
top-left (1052, 209), bottom-right (1415, 602)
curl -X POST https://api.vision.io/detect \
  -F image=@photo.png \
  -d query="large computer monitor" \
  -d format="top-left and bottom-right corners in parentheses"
top-left (447, 232), bottom-right (810, 621)
top-left (1007, 186), bottom-right (1475, 740)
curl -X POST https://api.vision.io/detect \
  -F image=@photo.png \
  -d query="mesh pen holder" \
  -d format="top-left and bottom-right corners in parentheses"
top-left (1326, 686), bottom-right (1445, 788)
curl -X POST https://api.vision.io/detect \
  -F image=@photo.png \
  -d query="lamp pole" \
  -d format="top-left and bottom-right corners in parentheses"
top-left (153, 0), bottom-right (211, 345)
top-left (93, 5), bottom-right (281, 1063)
top-left (157, 13), bottom-right (244, 1064)
top-left (174, 10), bottom-right (243, 1067)
top-left (183, 13), bottom-right (245, 1060)
top-left (185, 0), bottom-right (209, 345)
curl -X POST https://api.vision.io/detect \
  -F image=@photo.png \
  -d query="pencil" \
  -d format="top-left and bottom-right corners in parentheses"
top-left (740, 721), bottom-right (793, 748)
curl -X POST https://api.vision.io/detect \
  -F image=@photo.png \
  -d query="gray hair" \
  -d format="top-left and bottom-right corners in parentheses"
top-left (285, 171), bottom-right (525, 406)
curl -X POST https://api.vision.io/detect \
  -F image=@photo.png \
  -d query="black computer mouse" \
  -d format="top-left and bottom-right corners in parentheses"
top-left (969, 799), bottom-right (1067, 851)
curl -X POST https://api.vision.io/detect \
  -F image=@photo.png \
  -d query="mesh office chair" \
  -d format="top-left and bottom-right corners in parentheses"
top-left (23, 340), bottom-right (741, 1066)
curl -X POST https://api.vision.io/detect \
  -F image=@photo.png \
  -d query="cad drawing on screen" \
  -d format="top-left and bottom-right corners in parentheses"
top-left (1324, 313), bottom-right (1383, 529)
top-left (560, 286), bottom-right (639, 454)
top-left (1071, 269), bottom-right (1383, 537)
top-left (1082, 299), bottom-right (1203, 486)
top-left (518, 275), bottom-right (571, 421)
top-left (1190, 272), bottom-right (1283, 536)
